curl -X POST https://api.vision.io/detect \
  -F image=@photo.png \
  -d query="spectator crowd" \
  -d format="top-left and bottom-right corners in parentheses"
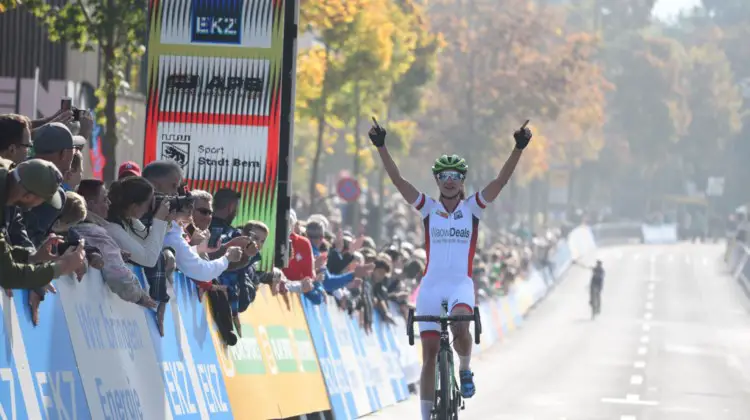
top-left (0, 107), bottom-right (566, 349)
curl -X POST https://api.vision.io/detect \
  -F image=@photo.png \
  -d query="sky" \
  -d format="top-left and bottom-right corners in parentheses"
top-left (652, 0), bottom-right (703, 20)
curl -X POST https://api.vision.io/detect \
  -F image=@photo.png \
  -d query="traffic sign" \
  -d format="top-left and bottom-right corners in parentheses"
top-left (337, 177), bottom-right (361, 202)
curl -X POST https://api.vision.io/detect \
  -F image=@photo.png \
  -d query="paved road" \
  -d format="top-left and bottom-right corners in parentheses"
top-left (367, 244), bottom-right (750, 420)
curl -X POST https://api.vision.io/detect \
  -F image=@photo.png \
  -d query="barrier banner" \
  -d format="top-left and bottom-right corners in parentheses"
top-left (211, 287), bottom-right (329, 419)
top-left (363, 312), bottom-right (406, 407)
top-left (386, 301), bottom-right (421, 385)
top-left (135, 269), bottom-right (233, 419)
top-left (301, 298), bottom-right (358, 420)
top-left (56, 271), bottom-right (173, 420)
top-left (371, 312), bottom-right (410, 403)
top-left (0, 285), bottom-right (89, 420)
top-left (641, 224), bottom-right (679, 244)
top-left (145, 0), bottom-right (297, 270)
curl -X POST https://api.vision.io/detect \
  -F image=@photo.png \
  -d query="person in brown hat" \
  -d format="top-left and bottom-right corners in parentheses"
top-left (0, 159), bottom-right (86, 289)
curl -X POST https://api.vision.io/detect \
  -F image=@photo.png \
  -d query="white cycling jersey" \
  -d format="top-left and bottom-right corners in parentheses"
top-left (411, 191), bottom-right (488, 279)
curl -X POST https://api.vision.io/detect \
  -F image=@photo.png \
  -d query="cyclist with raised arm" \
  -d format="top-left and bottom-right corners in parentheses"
top-left (574, 259), bottom-right (605, 315)
top-left (369, 118), bottom-right (532, 420)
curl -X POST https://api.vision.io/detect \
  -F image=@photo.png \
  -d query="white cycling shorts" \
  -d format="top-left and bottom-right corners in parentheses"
top-left (415, 275), bottom-right (475, 336)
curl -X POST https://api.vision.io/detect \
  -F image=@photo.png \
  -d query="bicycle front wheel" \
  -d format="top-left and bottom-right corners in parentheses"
top-left (437, 349), bottom-right (451, 419)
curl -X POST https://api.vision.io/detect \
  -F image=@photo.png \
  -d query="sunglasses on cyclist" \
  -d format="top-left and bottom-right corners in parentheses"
top-left (436, 171), bottom-right (465, 182)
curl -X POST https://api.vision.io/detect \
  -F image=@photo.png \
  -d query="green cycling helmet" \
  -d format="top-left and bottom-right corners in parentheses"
top-left (431, 154), bottom-right (468, 174)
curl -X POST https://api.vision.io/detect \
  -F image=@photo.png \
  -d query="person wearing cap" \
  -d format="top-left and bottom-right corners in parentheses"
top-left (118, 161), bottom-right (142, 179)
top-left (31, 122), bottom-right (85, 174)
top-left (0, 159), bottom-right (86, 289)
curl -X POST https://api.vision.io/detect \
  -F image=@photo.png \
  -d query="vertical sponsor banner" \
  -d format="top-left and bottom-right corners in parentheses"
top-left (386, 301), bottom-right (421, 385)
top-left (301, 298), bottom-right (357, 420)
top-left (209, 288), bottom-right (329, 419)
top-left (56, 271), bottom-right (173, 419)
top-left (0, 287), bottom-right (89, 420)
top-left (10, 287), bottom-right (89, 420)
top-left (131, 268), bottom-right (232, 419)
top-left (371, 311), bottom-right (409, 404)
top-left (145, 0), bottom-right (296, 270)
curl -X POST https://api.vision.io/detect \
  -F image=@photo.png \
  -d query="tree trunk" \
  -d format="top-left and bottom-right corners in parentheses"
top-left (102, 44), bottom-right (118, 183)
top-left (351, 82), bottom-right (362, 229)
top-left (308, 47), bottom-right (331, 214)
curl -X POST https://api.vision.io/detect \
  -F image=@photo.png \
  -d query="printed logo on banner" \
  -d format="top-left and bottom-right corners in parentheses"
top-left (156, 123), bottom-right (268, 182)
top-left (165, 74), bottom-right (263, 99)
top-left (8, 288), bottom-right (90, 420)
top-left (158, 56), bottom-right (271, 116)
top-left (190, 0), bottom-right (242, 45)
top-left (56, 272), bottom-right (173, 420)
top-left (162, 142), bottom-right (191, 168)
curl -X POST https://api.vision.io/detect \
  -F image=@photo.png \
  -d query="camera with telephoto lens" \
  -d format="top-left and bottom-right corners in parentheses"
top-left (154, 185), bottom-right (195, 214)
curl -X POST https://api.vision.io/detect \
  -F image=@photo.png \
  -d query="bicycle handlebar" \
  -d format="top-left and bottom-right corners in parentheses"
top-left (412, 315), bottom-right (476, 323)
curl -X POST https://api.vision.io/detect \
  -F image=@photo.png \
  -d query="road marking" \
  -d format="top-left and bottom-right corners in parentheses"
top-left (647, 291), bottom-right (654, 300)
top-left (641, 336), bottom-right (650, 344)
top-left (634, 361), bottom-right (646, 369)
top-left (643, 324), bottom-right (651, 332)
top-left (645, 302), bottom-right (653, 310)
top-left (601, 394), bottom-right (659, 406)
top-left (644, 312), bottom-right (653, 320)
top-left (621, 416), bottom-right (637, 420)
top-left (630, 375), bottom-right (644, 385)
top-left (637, 346), bottom-right (648, 355)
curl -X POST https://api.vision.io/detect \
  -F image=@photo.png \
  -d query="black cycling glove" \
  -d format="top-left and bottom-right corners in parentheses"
top-left (513, 124), bottom-right (532, 150)
top-left (368, 119), bottom-right (386, 148)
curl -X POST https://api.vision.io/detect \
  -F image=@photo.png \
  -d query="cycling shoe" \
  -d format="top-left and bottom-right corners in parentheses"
top-left (459, 370), bottom-right (476, 398)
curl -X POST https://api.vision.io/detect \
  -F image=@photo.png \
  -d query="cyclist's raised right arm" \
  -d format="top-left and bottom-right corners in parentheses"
top-left (376, 145), bottom-right (420, 204)
top-left (369, 119), bottom-right (420, 204)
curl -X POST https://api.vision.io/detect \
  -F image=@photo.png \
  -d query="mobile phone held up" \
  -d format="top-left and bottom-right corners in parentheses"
top-left (60, 97), bottom-right (81, 121)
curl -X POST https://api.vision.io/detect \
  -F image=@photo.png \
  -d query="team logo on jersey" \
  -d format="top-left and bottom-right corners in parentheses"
top-left (436, 210), bottom-right (450, 218)
top-left (454, 210), bottom-right (463, 220)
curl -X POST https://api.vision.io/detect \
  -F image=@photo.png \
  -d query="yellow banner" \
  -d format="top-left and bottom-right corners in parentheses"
top-left (209, 287), bottom-right (330, 419)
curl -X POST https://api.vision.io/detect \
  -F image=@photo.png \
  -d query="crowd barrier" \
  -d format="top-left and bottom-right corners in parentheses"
top-left (726, 241), bottom-right (750, 294)
top-left (641, 223), bottom-right (679, 244)
top-left (0, 224), bottom-right (598, 419)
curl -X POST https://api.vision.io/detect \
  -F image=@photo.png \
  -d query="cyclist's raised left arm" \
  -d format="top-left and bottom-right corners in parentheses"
top-left (480, 148), bottom-right (524, 203)
top-left (481, 122), bottom-right (533, 203)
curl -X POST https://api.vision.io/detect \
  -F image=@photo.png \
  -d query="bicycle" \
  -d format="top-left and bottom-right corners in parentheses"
top-left (407, 301), bottom-right (482, 420)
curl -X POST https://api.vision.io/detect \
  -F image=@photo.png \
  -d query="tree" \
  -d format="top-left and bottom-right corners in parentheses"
top-left (2, 0), bottom-right (147, 182)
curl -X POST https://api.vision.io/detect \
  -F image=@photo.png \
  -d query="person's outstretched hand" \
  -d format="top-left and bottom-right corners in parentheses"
top-left (513, 120), bottom-right (532, 150)
top-left (368, 117), bottom-right (386, 148)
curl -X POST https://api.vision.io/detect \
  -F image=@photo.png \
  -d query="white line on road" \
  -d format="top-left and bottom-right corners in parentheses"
top-left (637, 346), bottom-right (648, 355)
top-left (668, 254), bottom-right (674, 261)
top-left (630, 375), bottom-right (644, 385)
top-left (640, 336), bottom-right (650, 344)
top-left (645, 302), bottom-right (653, 310)
top-left (647, 291), bottom-right (654, 300)
top-left (643, 324), bottom-right (651, 332)
top-left (621, 416), bottom-right (637, 420)
top-left (601, 394), bottom-right (659, 406)
top-left (634, 361), bottom-right (646, 369)
top-left (644, 312), bottom-right (653, 320)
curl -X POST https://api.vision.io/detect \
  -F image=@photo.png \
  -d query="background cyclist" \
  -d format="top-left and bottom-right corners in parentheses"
top-left (369, 117), bottom-right (532, 420)
top-left (574, 259), bottom-right (605, 309)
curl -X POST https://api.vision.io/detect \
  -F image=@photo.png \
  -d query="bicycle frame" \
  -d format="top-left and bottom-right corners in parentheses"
top-left (406, 301), bottom-right (482, 420)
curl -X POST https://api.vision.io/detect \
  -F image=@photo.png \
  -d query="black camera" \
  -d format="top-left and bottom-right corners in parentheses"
top-left (154, 186), bottom-right (195, 214)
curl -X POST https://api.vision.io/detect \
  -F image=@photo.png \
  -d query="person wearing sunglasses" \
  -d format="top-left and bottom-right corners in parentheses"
top-left (368, 117), bottom-right (532, 420)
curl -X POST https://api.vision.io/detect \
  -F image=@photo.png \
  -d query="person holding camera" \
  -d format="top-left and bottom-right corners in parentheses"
top-left (0, 159), bottom-right (86, 290)
top-left (105, 176), bottom-right (172, 332)
top-left (162, 192), bottom-right (245, 290)
top-left (74, 179), bottom-right (158, 310)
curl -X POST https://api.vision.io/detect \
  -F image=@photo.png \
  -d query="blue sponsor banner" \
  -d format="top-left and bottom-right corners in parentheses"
top-left (133, 268), bottom-right (232, 419)
top-left (14, 286), bottom-right (89, 420)
top-left (301, 297), bottom-right (356, 420)
top-left (372, 311), bottom-right (409, 403)
top-left (347, 314), bottom-right (379, 413)
top-left (0, 294), bottom-right (31, 420)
